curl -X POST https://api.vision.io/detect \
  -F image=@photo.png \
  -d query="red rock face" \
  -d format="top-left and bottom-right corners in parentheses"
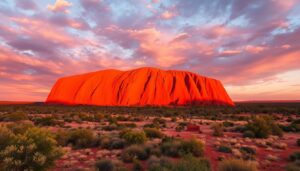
top-left (46, 67), bottom-right (234, 106)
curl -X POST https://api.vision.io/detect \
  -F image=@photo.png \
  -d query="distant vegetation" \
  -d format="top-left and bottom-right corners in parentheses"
top-left (0, 102), bottom-right (299, 118)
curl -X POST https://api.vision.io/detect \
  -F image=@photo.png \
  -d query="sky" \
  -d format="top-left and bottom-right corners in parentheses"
top-left (0, 0), bottom-right (300, 102)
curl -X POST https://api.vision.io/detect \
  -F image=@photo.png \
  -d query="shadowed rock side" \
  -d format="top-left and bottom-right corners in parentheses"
top-left (46, 67), bottom-right (234, 106)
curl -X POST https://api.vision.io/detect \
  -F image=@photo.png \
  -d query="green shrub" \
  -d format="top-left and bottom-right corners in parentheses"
top-left (223, 121), bottom-right (234, 127)
top-left (148, 156), bottom-right (172, 171)
top-left (174, 155), bottom-right (210, 171)
top-left (0, 126), bottom-right (62, 170)
top-left (218, 159), bottom-right (257, 171)
top-left (34, 116), bottom-right (59, 126)
top-left (132, 159), bottom-right (143, 171)
top-left (95, 159), bottom-right (114, 171)
top-left (121, 145), bottom-right (149, 162)
top-left (68, 128), bottom-right (97, 149)
top-left (175, 125), bottom-right (185, 132)
top-left (240, 146), bottom-right (256, 155)
top-left (212, 123), bottom-right (224, 137)
top-left (54, 129), bottom-right (70, 146)
top-left (218, 145), bottom-right (232, 153)
top-left (285, 161), bottom-right (300, 171)
top-left (243, 130), bottom-right (255, 138)
top-left (245, 116), bottom-right (282, 138)
top-left (144, 128), bottom-right (164, 138)
top-left (100, 137), bottom-right (126, 149)
top-left (102, 124), bottom-right (119, 131)
top-left (120, 130), bottom-right (147, 144)
top-left (153, 118), bottom-right (166, 125)
top-left (0, 126), bottom-right (15, 150)
top-left (161, 138), bottom-right (204, 157)
top-left (7, 122), bottom-right (34, 135)
top-left (289, 152), bottom-right (300, 162)
top-left (0, 112), bottom-right (28, 121)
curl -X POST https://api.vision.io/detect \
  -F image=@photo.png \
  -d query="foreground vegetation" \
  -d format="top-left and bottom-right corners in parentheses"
top-left (0, 102), bottom-right (299, 170)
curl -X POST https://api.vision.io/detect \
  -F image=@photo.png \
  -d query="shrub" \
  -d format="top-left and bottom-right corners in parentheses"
top-left (218, 159), bottom-right (257, 171)
top-left (0, 126), bottom-right (15, 150)
top-left (144, 128), bottom-right (164, 138)
top-left (0, 126), bottom-right (62, 170)
top-left (289, 152), bottom-right (300, 162)
top-left (100, 137), bottom-right (126, 149)
top-left (34, 116), bottom-right (59, 126)
top-left (95, 159), bottom-right (114, 171)
top-left (240, 146), bottom-right (256, 155)
top-left (174, 155), bottom-right (210, 171)
top-left (245, 115), bottom-right (283, 138)
top-left (161, 138), bottom-right (204, 157)
top-left (148, 156), bottom-right (172, 171)
top-left (68, 128), bottom-right (97, 149)
top-left (218, 145), bottom-right (232, 153)
top-left (120, 130), bottom-right (147, 144)
top-left (212, 123), bottom-right (224, 137)
top-left (286, 161), bottom-right (300, 171)
top-left (243, 130), bottom-right (255, 138)
top-left (121, 145), bottom-right (149, 162)
top-left (175, 125), bottom-right (185, 132)
top-left (223, 121), bottom-right (234, 127)
top-left (153, 118), bottom-right (166, 125)
top-left (132, 159), bottom-right (143, 171)
top-left (102, 124), bottom-right (119, 131)
top-left (54, 129), bottom-right (70, 146)
top-left (0, 112), bottom-right (28, 121)
top-left (7, 122), bottom-right (34, 135)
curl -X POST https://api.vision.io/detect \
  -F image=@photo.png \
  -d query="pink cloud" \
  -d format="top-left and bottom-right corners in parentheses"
top-left (245, 45), bottom-right (266, 54)
top-left (161, 11), bottom-right (176, 19)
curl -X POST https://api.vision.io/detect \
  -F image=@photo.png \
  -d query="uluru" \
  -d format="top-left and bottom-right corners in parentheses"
top-left (46, 67), bottom-right (234, 106)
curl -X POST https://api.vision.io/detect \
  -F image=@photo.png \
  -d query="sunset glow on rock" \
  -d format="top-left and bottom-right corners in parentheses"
top-left (46, 67), bottom-right (234, 106)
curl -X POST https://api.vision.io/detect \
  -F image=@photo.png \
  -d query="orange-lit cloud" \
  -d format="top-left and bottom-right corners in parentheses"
top-left (0, 0), bottom-right (300, 101)
top-left (47, 0), bottom-right (72, 13)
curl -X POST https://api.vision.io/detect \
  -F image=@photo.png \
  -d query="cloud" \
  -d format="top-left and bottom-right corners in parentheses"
top-left (1, 0), bottom-right (300, 101)
top-left (161, 11), bottom-right (176, 19)
top-left (47, 0), bottom-right (72, 13)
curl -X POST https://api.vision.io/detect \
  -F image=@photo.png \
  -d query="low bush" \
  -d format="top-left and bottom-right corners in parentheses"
top-left (144, 128), bottom-right (164, 138)
top-left (148, 156), bottom-right (172, 171)
top-left (289, 152), bottom-right (300, 162)
top-left (245, 116), bottom-right (283, 138)
top-left (0, 112), bottom-right (28, 121)
top-left (218, 159), bottom-right (257, 171)
top-left (148, 155), bottom-right (210, 171)
top-left (67, 128), bottom-right (97, 149)
top-left (285, 161), bottom-right (300, 171)
top-left (121, 145), bottom-right (149, 162)
top-left (95, 159), bottom-right (114, 171)
top-left (120, 130), bottom-right (147, 144)
top-left (212, 123), bottom-right (224, 137)
top-left (243, 130), bottom-right (255, 138)
top-left (34, 116), bottom-right (59, 126)
top-left (132, 159), bottom-right (143, 171)
top-left (160, 138), bottom-right (204, 157)
top-left (54, 129), bottom-right (70, 146)
top-left (100, 137), bottom-right (126, 149)
top-left (218, 145), bottom-right (232, 153)
top-left (223, 121), bottom-right (234, 127)
top-left (174, 155), bottom-right (210, 171)
top-left (0, 125), bottom-right (62, 170)
top-left (240, 146), bottom-right (256, 155)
